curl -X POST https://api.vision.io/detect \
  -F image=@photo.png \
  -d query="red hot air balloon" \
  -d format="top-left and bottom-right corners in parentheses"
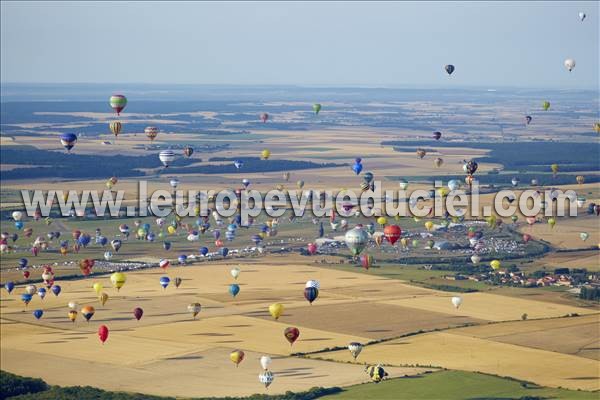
top-left (284, 327), bottom-right (300, 346)
top-left (260, 113), bottom-right (269, 123)
top-left (383, 225), bottom-right (401, 245)
top-left (98, 325), bottom-right (109, 344)
top-left (133, 307), bottom-right (143, 321)
top-left (307, 243), bottom-right (317, 255)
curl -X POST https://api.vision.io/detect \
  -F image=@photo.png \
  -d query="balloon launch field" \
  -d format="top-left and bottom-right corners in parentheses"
top-left (1, 260), bottom-right (598, 396)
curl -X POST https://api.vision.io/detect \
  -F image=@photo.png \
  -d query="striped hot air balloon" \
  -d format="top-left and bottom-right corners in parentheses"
top-left (159, 150), bottom-right (176, 168)
top-left (109, 94), bottom-right (127, 115)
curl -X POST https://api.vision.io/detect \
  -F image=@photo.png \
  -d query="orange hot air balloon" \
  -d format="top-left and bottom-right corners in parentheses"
top-left (98, 325), bottom-right (109, 344)
top-left (81, 305), bottom-right (95, 322)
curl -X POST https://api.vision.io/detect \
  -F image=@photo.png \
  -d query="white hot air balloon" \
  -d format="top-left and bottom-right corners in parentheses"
top-left (471, 254), bottom-right (481, 265)
top-left (564, 58), bottom-right (576, 72)
top-left (305, 280), bottom-right (320, 289)
top-left (104, 251), bottom-right (113, 261)
top-left (12, 211), bottom-right (23, 221)
top-left (451, 296), bottom-right (463, 309)
top-left (231, 267), bottom-right (241, 280)
top-left (25, 285), bottom-right (37, 295)
top-left (260, 355), bottom-right (272, 370)
top-left (259, 371), bottom-right (274, 389)
top-left (159, 150), bottom-right (176, 168)
top-left (169, 178), bottom-right (179, 189)
top-left (579, 12), bottom-right (586, 21)
top-left (68, 301), bottom-right (77, 310)
top-left (348, 342), bottom-right (363, 360)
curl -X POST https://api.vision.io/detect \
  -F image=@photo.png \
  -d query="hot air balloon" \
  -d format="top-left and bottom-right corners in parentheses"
top-left (548, 217), bottom-right (556, 228)
top-left (60, 133), bottom-right (77, 152)
top-left (260, 355), bottom-right (272, 370)
top-left (307, 243), bottom-right (317, 255)
top-left (352, 161), bottom-right (363, 175)
top-left (365, 365), bottom-right (388, 383)
top-left (4, 282), bottom-right (15, 294)
top-left (360, 254), bottom-right (373, 270)
top-left (110, 272), bottom-right (126, 291)
top-left (261, 149), bottom-right (271, 160)
top-left (313, 103), bottom-right (322, 115)
top-left (188, 303), bottom-right (201, 319)
top-left (416, 149), bottom-right (426, 159)
top-left (33, 309), bottom-right (43, 320)
top-left (304, 286), bottom-right (319, 304)
top-left (259, 371), bottom-right (274, 389)
top-left (51, 285), bottom-right (61, 296)
top-left (451, 296), bottom-right (463, 309)
top-left (543, 101), bottom-right (550, 111)
top-left (269, 303), bottom-right (284, 320)
top-left (81, 305), bottom-right (95, 322)
top-left (229, 283), bottom-right (240, 297)
top-left (25, 284), bottom-right (36, 295)
top-left (564, 58), bottom-right (576, 72)
top-left (230, 267), bottom-right (241, 280)
top-left (525, 115), bottom-right (532, 125)
top-left (470, 254), bottom-right (481, 265)
top-left (490, 260), bottom-right (501, 270)
top-left (109, 121), bottom-right (122, 137)
top-left (159, 150), bottom-right (176, 168)
top-left (594, 122), bottom-right (600, 133)
top-left (398, 179), bottom-right (409, 190)
top-left (234, 160), bottom-right (244, 169)
top-left (434, 157), bottom-right (443, 168)
top-left (260, 113), bottom-right (269, 123)
top-left (444, 64), bottom-right (455, 75)
top-left (68, 310), bottom-right (77, 323)
top-left (284, 327), bottom-right (300, 346)
top-left (580, 232), bottom-right (589, 241)
top-left (109, 94), bottom-right (127, 115)
top-left (170, 178), bottom-right (179, 190)
top-left (98, 325), bottom-right (109, 344)
top-left (230, 350), bottom-right (245, 367)
top-left (37, 287), bottom-right (46, 300)
top-left (348, 342), bottom-right (363, 360)
top-left (133, 307), bottom-right (143, 321)
top-left (433, 131), bottom-right (442, 140)
top-left (576, 175), bottom-right (585, 185)
top-left (183, 145), bottom-right (194, 157)
top-left (159, 276), bottom-right (170, 289)
top-left (99, 292), bottom-right (109, 306)
top-left (345, 226), bottom-right (369, 256)
top-left (21, 293), bottom-right (32, 307)
top-left (383, 225), bottom-right (401, 245)
top-left (111, 239), bottom-right (122, 252)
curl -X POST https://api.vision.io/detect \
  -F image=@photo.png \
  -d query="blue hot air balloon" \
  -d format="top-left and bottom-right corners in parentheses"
top-left (78, 234), bottom-right (91, 247)
top-left (21, 293), bottom-right (32, 306)
top-left (33, 309), bottom-right (44, 320)
top-left (352, 162), bottom-right (363, 175)
top-left (147, 232), bottom-right (156, 242)
top-left (229, 283), bottom-right (240, 297)
top-left (37, 287), bottom-right (47, 300)
top-left (15, 221), bottom-right (24, 230)
top-left (51, 285), bottom-right (61, 296)
top-left (178, 254), bottom-right (187, 264)
top-left (318, 222), bottom-right (324, 238)
top-left (5, 282), bottom-right (15, 294)
top-left (159, 276), bottom-right (170, 289)
top-left (304, 287), bottom-right (319, 304)
top-left (225, 231), bottom-right (235, 241)
top-left (163, 241), bottom-right (171, 251)
top-left (60, 133), bottom-right (77, 152)
top-left (220, 247), bottom-right (229, 257)
top-left (213, 230), bottom-right (221, 240)
top-left (19, 258), bottom-right (28, 269)
top-left (97, 236), bottom-right (108, 246)
top-left (234, 160), bottom-right (244, 169)
top-left (199, 247), bottom-right (209, 256)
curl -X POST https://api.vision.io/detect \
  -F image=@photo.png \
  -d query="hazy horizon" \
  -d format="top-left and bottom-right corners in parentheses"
top-left (2, 1), bottom-right (598, 89)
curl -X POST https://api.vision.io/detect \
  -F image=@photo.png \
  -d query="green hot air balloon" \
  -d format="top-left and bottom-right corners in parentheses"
top-left (313, 103), bottom-right (322, 115)
top-left (110, 94), bottom-right (127, 115)
top-left (542, 101), bottom-right (550, 111)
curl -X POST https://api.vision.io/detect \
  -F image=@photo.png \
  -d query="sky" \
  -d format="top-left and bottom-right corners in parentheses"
top-left (1, 1), bottom-right (598, 89)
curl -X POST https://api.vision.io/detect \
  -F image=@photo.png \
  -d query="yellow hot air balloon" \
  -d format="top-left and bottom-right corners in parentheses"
top-left (376, 216), bottom-right (387, 226)
top-left (269, 303), bottom-right (284, 320)
top-left (109, 121), bottom-right (122, 137)
top-left (548, 217), bottom-right (556, 228)
top-left (110, 272), bottom-right (126, 291)
top-left (230, 350), bottom-right (245, 367)
top-left (167, 225), bottom-right (176, 234)
top-left (437, 187), bottom-right (449, 197)
top-left (486, 215), bottom-right (497, 228)
top-left (261, 149), bottom-right (271, 160)
top-left (576, 175), bottom-right (585, 185)
top-left (99, 292), bottom-right (109, 306)
top-left (400, 238), bottom-right (408, 248)
top-left (424, 221), bottom-right (434, 231)
top-left (490, 260), bottom-right (501, 270)
top-left (93, 282), bottom-right (103, 295)
top-left (68, 310), bottom-right (77, 323)
top-left (550, 163), bottom-right (559, 177)
top-left (594, 122), bottom-right (600, 133)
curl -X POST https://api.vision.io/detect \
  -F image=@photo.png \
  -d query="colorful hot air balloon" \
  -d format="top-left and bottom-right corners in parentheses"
top-left (360, 254), bottom-right (373, 270)
top-left (109, 121), bottom-right (122, 137)
top-left (81, 305), bottom-right (95, 322)
top-left (304, 287), bottom-right (319, 304)
top-left (365, 365), bottom-right (388, 383)
top-left (60, 133), bottom-right (77, 152)
top-left (98, 325), bottom-right (109, 344)
top-left (109, 94), bottom-right (127, 115)
top-left (183, 145), bottom-right (194, 158)
top-left (345, 226), bottom-right (369, 256)
top-left (416, 149), bottom-right (426, 159)
top-left (68, 310), bottom-right (78, 323)
top-left (307, 243), bottom-right (317, 255)
top-left (543, 101), bottom-right (550, 111)
top-left (259, 371), bottom-right (274, 389)
top-left (576, 175), bottom-right (585, 185)
top-left (269, 303), bottom-right (284, 320)
top-left (284, 327), bottom-right (300, 346)
top-left (312, 103), bottom-right (322, 115)
top-left (260, 113), bottom-right (269, 123)
top-left (230, 350), bottom-right (245, 367)
top-left (188, 302), bottom-right (201, 319)
top-left (159, 276), bottom-right (170, 289)
top-left (383, 225), bottom-right (401, 245)
top-left (145, 126), bottom-right (159, 141)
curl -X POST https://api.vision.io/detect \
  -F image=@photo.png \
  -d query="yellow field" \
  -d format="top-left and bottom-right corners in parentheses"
top-left (2, 261), bottom-right (598, 396)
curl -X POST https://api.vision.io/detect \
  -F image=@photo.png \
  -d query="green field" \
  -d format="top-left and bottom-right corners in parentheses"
top-left (321, 370), bottom-right (598, 400)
